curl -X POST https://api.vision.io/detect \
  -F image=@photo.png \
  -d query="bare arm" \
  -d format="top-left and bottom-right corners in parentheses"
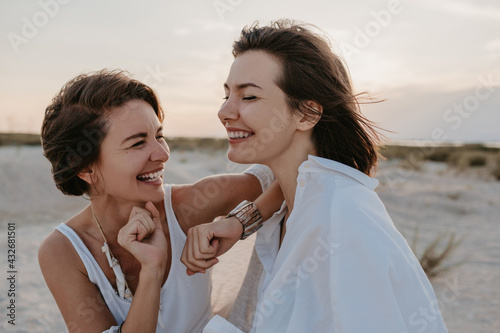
top-left (116, 202), bottom-right (167, 332)
top-left (39, 231), bottom-right (119, 332)
top-left (181, 181), bottom-right (284, 275)
top-left (39, 203), bottom-right (168, 333)
top-left (172, 173), bottom-right (263, 233)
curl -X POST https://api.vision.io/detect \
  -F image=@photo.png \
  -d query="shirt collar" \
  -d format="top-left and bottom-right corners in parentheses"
top-left (299, 155), bottom-right (379, 190)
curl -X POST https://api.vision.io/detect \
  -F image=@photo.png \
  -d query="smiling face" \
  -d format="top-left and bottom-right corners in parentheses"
top-left (85, 99), bottom-right (169, 205)
top-left (218, 50), bottom-right (300, 166)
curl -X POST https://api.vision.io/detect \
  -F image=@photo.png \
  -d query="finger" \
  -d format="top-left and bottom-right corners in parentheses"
top-left (187, 258), bottom-right (219, 275)
top-left (207, 257), bottom-right (219, 267)
top-left (129, 206), bottom-right (151, 219)
top-left (145, 201), bottom-right (163, 230)
top-left (192, 226), bottom-right (201, 260)
top-left (186, 268), bottom-right (204, 276)
top-left (188, 227), bottom-right (198, 265)
top-left (211, 238), bottom-right (219, 251)
top-left (198, 226), bottom-right (214, 256)
top-left (193, 227), bottom-right (217, 260)
top-left (181, 229), bottom-right (202, 273)
top-left (117, 217), bottom-right (147, 245)
top-left (186, 228), bottom-right (214, 272)
top-left (139, 211), bottom-right (155, 235)
top-left (132, 214), bottom-right (153, 242)
top-left (197, 226), bottom-right (220, 260)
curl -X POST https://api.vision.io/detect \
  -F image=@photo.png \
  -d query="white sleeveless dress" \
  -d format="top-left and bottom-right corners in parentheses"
top-left (56, 184), bottom-right (212, 333)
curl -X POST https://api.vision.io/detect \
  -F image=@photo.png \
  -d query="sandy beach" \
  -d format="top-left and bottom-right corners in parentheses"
top-left (0, 145), bottom-right (499, 332)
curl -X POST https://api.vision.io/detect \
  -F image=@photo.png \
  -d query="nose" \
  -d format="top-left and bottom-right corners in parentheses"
top-left (218, 96), bottom-right (238, 125)
top-left (150, 139), bottom-right (170, 163)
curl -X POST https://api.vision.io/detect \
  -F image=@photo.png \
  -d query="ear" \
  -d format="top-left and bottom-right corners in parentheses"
top-left (295, 100), bottom-right (323, 131)
top-left (77, 167), bottom-right (96, 185)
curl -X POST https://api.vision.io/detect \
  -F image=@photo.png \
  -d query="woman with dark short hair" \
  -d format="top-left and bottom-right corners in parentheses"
top-left (38, 70), bottom-right (282, 333)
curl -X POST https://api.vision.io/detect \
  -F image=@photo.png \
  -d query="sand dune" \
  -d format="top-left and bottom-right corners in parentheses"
top-left (0, 146), bottom-right (498, 332)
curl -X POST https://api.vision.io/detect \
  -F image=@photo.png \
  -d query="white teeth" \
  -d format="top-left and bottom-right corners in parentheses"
top-left (137, 170), bottom-right (163, 181)
top-left (228, 131), bottom-right (251, 139)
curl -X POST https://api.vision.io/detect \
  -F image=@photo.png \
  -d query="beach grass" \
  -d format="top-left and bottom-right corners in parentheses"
top-left (411, 226), bottom-right (465, 278)
top-left (0, 133), bottom-right (41, 146)
top-left (0, 133), bottom-right (229, 151)
top-left (1, 133), bottom-right (499, 179)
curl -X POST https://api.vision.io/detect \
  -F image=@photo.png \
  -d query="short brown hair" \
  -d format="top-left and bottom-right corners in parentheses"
top-left (233, 20), bottom-right (382, 175)
top-left (41, 69), bottom-right (163, 196)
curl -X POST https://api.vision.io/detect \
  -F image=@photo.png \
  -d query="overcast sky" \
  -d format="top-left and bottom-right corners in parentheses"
top-left (1, 0), bottom-right (499, 142)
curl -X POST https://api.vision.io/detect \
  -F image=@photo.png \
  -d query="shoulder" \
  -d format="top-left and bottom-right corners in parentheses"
top-left (302, 170), bottom-right (382, 220)
top-left (300, 171), bottom-right (401, 257)
top-left (170, 183), bottom-right (188, 206)
top-left (38, 228), bottom-right (72, 262)
top-left (38, 226), bottom-right (87, 279)
top-left (170, 184), bottom-right (192, 214)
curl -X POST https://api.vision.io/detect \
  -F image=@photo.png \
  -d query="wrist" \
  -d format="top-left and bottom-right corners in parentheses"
top-left (226, 200), bottom-right (263, 240)
top-left (139, 265), bottom-right (166, 285)
top-left (225, 216), bottom-right (244, 236)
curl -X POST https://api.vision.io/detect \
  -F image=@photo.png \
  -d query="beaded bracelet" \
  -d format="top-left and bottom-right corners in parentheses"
top-left (227, 200), bottom-right (264, 240)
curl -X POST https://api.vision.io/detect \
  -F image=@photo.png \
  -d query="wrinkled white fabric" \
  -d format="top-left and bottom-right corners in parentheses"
top-left (243, 164), bottom-right (274, 191)
top-left (57, 184), bottom-right (212, 333)
top-left (205, 155), bottom-right (448, 333)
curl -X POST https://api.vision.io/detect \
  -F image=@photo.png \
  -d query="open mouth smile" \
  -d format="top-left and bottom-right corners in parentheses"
top-left (137, 169), bottom-right (164, 183)
top-left (227, 130), bottom-right (254, 141)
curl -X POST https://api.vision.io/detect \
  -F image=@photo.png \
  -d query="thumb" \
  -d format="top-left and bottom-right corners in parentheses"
top-left (210, 238), bottom-right (219, 251)
top-left (145, 201), bottom-right (162, 230)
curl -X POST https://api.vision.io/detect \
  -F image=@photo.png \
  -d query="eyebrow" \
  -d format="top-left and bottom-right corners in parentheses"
top-left (224, 82), bottom-right (263, 91)
top-left (121, 126), bottom-right (163, 145)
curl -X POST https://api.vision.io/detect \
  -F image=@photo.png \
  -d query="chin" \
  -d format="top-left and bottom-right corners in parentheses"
top-left (152, 187), bottom-right (166, 201)
top-left (140, 186), bottom-right (166, 203)
top-left (227, 148), bottom-right (256, 165)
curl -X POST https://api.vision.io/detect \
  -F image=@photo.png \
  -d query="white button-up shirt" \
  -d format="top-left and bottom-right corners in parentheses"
top-left (205, 156), bottom-right (448, 333)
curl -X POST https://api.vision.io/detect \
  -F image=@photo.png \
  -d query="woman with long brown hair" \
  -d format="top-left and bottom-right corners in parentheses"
top-left (182, 20), bottom-right (448, 333)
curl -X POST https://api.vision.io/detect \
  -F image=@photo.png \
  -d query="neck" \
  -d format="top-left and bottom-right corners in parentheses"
top-left (266, 131), bottom-right (316, 212)
top-left (88, 196), bottom-right (147, 243)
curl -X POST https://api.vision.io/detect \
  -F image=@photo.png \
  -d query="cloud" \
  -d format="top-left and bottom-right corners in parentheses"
top-left (427, 0), bottom-right (500, 20)
top-left (485, 38), bottom-right (500, 50)
top-left (198, 20), bottom-right (236, 33)
top-left (172, 28), bottom-right (191, 36)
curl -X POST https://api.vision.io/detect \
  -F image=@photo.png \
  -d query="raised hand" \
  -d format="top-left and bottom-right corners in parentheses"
top-left (181, 216), bottom-right (243, 275)
top-left (118, 201), bottom-right (169, 271)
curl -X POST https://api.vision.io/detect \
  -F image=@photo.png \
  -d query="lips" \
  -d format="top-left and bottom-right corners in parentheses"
top-left (137, 169), bottom-right (164, 183)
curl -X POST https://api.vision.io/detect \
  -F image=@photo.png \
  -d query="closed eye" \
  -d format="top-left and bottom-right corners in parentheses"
top-left (131, 140), bottom-right (145, 148)
top-left (243, 96), bottom-right (257, 101)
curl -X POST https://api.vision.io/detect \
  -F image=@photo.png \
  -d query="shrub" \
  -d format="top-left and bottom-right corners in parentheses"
top-left (449, 151), bottom-right (489, 169)
top-left (427, 150), bottom-right (451, 162)
top-left (410, 225), bottom-right (464, 278)
top-left (492, 153), bottom-right (500, 181)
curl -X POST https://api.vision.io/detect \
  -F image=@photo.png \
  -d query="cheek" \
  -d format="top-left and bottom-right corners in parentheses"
top-left (99, 152), bottom-right (137, 179)
top-left (256, 114), bottom-right (293, 144)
